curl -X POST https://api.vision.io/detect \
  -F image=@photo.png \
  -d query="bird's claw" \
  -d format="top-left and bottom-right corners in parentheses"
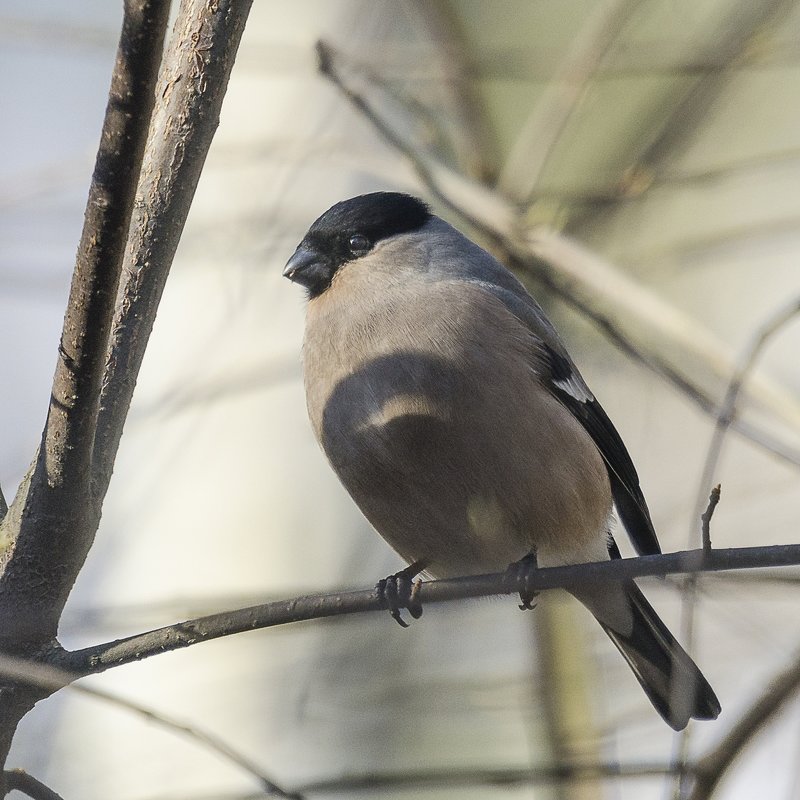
top-left (377, 563), bottom-right (424, 627)
top-left (504, 552), bottom-right (539, 611)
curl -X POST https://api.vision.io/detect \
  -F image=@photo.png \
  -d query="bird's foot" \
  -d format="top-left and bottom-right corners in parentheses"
top-left (504, 552), bottom-right (539, 610)
top-left (376, 561), bottom-right (425, 628)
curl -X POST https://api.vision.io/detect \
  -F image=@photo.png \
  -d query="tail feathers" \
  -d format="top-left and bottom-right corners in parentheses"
top-left (586, 582), bottom-right (720, 730)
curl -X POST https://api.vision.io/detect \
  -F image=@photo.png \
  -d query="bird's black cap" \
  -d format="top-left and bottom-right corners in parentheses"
top-left (284, 192), bottom-right (431, 298)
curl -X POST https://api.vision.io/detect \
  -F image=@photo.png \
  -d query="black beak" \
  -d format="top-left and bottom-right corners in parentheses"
top-left (283, 246), bottom-right (334, 295)
top-left (283, 246), bottom-right (322, 282)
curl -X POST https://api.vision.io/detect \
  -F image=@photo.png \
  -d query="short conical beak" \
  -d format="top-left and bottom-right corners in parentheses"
top-left (283, 246), bottom-right (322, 282)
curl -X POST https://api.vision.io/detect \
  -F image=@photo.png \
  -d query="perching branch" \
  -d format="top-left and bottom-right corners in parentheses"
top-left (3, 542), bottom-right (799, 797)
top-left (45, 543), bottom-right (800, 679)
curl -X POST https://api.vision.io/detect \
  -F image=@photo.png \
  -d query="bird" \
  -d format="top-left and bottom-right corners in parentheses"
top-left (283, 191), bottom-right (721, 730)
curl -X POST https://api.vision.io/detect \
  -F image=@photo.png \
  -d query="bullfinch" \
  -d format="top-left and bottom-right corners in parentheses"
top-left (284, 191), bottom-right (720, 730)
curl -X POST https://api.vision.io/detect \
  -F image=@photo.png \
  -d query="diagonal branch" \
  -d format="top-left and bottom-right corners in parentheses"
top-left (91, 0), bottom-right (254, 498)
top-left (42, 0), bottom-right (170, 493)
top-left (622, 0), bottom-right (795, 185)
top-left (567, 0), bottom-right (796, 231)
top-left (693, 297), bottom-right (800, 525)
top-left (0, 655), bottom-right (301, 800)
top-left (316, 41), bottom-right (800, 466)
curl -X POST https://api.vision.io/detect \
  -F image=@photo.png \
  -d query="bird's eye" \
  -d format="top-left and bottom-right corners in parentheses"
top-left (348, 234), bottom-right (371, 255)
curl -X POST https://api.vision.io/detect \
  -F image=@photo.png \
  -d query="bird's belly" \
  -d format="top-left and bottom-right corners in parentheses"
top-left (311, 350), bottom-right (611, 578)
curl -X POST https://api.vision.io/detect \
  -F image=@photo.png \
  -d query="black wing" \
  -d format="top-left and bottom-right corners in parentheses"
top-left (545, 347), bottom-right (661, 556)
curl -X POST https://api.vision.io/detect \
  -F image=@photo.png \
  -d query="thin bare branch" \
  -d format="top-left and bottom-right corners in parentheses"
top-left (48, 544), bottom-right (800, 679)
top-left (693, 297), bottom-right (800, 527)
top-left (701, 486), bottom-right (721, 553)
top-left (128, 356), bottom-right (297, 421)
top-left (70, 686), bottom-right (302, 799)
top-left (688, 649), bottom-right (800, 800)
top-left (563, 0), bottom-right (796, 235)
top-left (519, 229), bottom-right (800, 436)
top-left (0, 655), bottom-right (300, 800)
top-left (296, 761), bottom-right (679, 794)
top-left (508, 262), bottom-right (798, 470)
top-left (3, 769), bottom-right (64, 800)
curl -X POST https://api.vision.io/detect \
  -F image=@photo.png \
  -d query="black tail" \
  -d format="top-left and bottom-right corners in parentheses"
top-left (595, 580), bottom-right (721, 730)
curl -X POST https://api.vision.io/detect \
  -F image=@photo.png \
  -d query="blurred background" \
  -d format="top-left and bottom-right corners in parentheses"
top-left (2, 1), bottom-right (800, 798)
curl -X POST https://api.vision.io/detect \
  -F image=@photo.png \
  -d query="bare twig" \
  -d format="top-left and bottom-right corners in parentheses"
top-left (564, 0), bottom-right (796, 235)
top-left (504, 245), bottom-right (800, 470)
top-left (688, 648), bottom-right (800, 800)
top-left (519, 230), bottom-right (800, 437)
top-left (700, 486), bottom-right (721, 553)
top-left (107, 761), bottom-right (681, 799)
top-left (3, 769), bottom-right (64, 800)
top-left (46, 544), bottom-right (800, 679)
top-left (673, 485), bottom-right (723, 795)
top-left (70, 686), bottom-right (302, 799)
